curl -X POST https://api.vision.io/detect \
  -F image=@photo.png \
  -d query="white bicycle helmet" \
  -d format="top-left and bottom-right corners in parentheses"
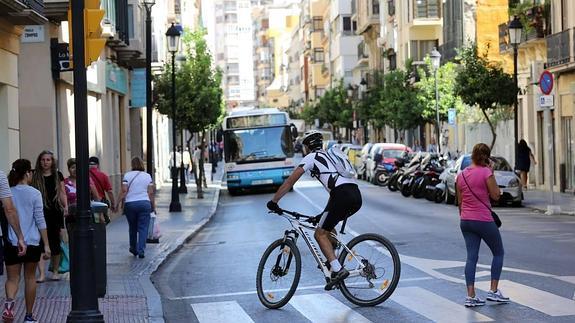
top-left (302, 130), bottom-right (323, 151)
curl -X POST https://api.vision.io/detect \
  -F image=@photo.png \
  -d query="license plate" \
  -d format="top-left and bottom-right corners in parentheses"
top-left (252, 179), bottom-right (273, 185)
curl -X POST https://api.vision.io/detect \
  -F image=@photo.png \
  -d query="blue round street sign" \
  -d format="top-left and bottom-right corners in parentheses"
top-left (539, 71), bottom-right (553, 95)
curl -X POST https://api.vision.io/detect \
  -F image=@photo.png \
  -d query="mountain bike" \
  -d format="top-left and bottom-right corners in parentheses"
top-left (256, 207), bottom-right (401, 309)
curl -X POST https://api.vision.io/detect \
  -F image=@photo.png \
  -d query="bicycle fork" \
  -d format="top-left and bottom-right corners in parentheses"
top-left (273, 230), bottom-right (299, 277)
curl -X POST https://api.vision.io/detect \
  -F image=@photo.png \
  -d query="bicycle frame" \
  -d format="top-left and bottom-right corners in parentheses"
top-left (274, 211), bottom-right (367, 282)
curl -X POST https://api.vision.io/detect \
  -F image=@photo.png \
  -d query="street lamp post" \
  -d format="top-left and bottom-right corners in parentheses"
top-left (143, 0), bottom-right (155, 179)
top-left (359, 78), bottom-right (368, 144)
top-left (347, 84), bottom-right (356, 144)
top-left (175, 54), bottom-right (188, 194)
top-left (509, 16), bottom-right (523, 167)
top-left (430, 47), bottom-right (441, 154)
top-left (167, 23), bottom-right (182, 212)
top-left (67, 0), bottom-right (103, 321)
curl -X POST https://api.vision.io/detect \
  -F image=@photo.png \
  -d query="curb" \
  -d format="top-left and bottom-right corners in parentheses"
top-left (141, 171), bottom-right (224, 323)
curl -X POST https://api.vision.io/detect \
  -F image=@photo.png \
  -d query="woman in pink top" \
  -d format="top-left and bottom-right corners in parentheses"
top-left (456, 143), bottom-right (509, 307)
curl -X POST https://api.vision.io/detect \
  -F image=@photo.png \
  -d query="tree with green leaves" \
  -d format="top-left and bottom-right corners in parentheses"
top-left (154, 28), bottom-right (224, 198)
top-left (455, 43), bottom-right (517, 149)
top-left (416, 59), bottom-right (464, 125)
top-left (379, 69), bottom-right (422, 135)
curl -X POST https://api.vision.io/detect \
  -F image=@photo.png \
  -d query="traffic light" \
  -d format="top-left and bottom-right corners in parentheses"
top-left (67, 0), bottom-right (106, 68)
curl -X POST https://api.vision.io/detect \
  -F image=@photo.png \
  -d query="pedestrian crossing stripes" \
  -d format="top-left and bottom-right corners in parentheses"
top-left (289, 294), bottom-right (372, 323)
top-left (189, 282), bottom-right (575, 322)
top-left (392, 287), bottom-right (493, 323)
top-left (476, 280), bottom-right (575, 316)
top-left (191, 301), bottom-right (254, 323)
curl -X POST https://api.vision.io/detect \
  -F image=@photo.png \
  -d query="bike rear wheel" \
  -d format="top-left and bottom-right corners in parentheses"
top-left (256, 239), bottom-right (301, 309)
top-left (338, 233), bottom-right (401, 307)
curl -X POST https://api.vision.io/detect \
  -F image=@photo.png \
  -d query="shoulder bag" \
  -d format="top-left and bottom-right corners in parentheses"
top-left (461, 171), bottom-right (502, 227)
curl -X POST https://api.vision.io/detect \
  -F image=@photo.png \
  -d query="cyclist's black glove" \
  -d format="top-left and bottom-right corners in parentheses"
top-left (267, 200), bottom-right (282, 214)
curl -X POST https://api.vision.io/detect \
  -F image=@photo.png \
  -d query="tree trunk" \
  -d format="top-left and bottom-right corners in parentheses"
top-left (481, 108), bottom-right (497, 150)
top-left (197, 131), bottom-right (206, 199)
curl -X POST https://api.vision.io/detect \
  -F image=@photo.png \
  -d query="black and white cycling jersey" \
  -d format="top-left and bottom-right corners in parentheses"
top-left (298, 150), bottom-right (356, 192)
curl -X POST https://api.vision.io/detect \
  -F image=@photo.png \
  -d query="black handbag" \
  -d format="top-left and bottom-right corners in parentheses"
top-left (461, 172), bottom-right (502, 227)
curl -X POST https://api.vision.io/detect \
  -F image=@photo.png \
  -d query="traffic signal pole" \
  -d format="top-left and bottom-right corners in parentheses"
top-left (67, 0), bottom-right (104, 321)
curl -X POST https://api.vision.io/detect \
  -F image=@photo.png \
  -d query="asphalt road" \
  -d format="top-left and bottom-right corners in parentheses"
top-left (152, 175), bottom-right (575, 323)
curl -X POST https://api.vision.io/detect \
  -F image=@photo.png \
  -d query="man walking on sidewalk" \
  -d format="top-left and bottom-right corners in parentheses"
top-left (89, 156), bottom-right (116, 224)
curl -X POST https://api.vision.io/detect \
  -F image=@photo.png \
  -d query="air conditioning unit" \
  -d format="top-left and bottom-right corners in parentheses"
top-left (376, 37), bottom-right (386, 48)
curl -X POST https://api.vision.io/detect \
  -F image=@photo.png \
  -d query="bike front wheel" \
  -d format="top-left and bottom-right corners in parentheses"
top-left (338, 233), bottom-right (401, 307)
top-left (256, 238), bottom-right (301, 309)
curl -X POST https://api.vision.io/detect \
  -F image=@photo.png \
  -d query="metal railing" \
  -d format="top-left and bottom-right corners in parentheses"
top-left (546, 29), bottom-right (571, 68)
top-left (23, 0), bottom-right (44, 14)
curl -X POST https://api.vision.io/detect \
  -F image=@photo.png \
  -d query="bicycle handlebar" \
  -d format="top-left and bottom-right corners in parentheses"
top-left (268, 208), bottom-right (319, 225)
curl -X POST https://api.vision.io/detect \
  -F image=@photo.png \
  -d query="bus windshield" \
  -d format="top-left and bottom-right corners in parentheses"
top-left (224, 126), bottom-right (294, 164)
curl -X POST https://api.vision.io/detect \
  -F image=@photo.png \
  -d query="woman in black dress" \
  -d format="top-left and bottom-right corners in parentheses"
top-left (31, 151), bottom-right (68, 282)
top-left (516, 140), bottom-right (537, 189)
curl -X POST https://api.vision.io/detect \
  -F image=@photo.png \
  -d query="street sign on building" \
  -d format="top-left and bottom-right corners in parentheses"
top-left (21, 25), bottom-right (44, 43)
top-left (448, 109), bottom-right (456, 125)
top-left (539, 70), bottom-right (553, 95)
top-left (539, 95), bottom-right (554, 107)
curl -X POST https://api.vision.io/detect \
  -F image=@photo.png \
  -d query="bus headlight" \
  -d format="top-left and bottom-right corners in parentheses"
top-left (227, 174), bottom-right (240, 181)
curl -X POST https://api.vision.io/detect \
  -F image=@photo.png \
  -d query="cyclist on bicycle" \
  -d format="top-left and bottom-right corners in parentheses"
top-left (267, 130), bottom-right (362, 290)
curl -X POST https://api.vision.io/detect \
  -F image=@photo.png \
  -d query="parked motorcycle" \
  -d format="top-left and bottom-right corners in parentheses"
top-left (399, 153), bottom-right (424, 197)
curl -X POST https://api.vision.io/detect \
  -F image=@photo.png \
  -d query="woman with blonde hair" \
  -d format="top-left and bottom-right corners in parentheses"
top-left (31, 150), bottom-right (68, 282)
top-left (456, 143), bottom-right (509, 307)
top-left (116, 157), bottom-right (155, 258)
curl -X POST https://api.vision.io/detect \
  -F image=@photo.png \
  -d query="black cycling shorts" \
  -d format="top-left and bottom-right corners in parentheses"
top-left (319, 184), bottom-right (362, 231)
top-left (4, 244), bottom-right (42, 266)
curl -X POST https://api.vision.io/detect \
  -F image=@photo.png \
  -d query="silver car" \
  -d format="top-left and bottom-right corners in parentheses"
top-left (444, 154), bottom-right (523, 206)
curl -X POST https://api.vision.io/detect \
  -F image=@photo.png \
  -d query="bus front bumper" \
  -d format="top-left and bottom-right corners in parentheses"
top-left (226, 168), bottom-right (293, 188)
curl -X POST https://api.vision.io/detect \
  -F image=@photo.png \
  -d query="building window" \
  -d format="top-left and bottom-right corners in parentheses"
top-left (410, 39), bottom-right (438, 61)
top-left (342, 16), bottom-right (352, 32)
top-left (127, 4), bottom-right (134, 39)
top-left (312, 17), bottom-right (323, 31)
top-left (414, 0), bottom-right (440, 19)
top-left (372, 0), bottom-right (380, 15)
top-left (388, 0), bottom-right (395, 16)
top-left (313, 48), bottom-right (324, 63)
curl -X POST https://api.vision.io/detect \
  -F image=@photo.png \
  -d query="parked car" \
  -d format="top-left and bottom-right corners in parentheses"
top-left (365, 143), bottom-right (411, 183)
top-left (443, 154), bottom-right (522, 206)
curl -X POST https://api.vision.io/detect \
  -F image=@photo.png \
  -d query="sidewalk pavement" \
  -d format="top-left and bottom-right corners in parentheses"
top-left (0, 163), bottom-right (224, 322)
top-left (523, 189), bottom-right (575, 215)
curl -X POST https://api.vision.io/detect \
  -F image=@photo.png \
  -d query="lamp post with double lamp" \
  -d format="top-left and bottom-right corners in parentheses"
top-left (430, 47), bottom-right (441, 154)
top-left (143, 0), bottom-right (155, 179)
top-left (508, 16), bottom-right (523, 166)
top-left (167, 23), bottom-right (182, 212)
top-left (347, 84), bottom-right (357, 143)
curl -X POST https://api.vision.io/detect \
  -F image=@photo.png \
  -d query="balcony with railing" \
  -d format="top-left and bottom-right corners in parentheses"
top-left (1, 0), bottom-right (47, 24)
top-left (357, 41), bottom-right (369, 64)
top-left (546, 29), bottom-right (572, 68)
top-left (499, 4), bottom-right (551, 53)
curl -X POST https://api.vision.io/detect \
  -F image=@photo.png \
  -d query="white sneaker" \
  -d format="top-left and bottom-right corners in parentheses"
top-left (487, 289), bottom-right (510, 303)
top-left (464, 296), bottom-right (486, 307)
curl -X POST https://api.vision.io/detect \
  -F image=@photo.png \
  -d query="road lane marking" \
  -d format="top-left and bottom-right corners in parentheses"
top-left (476, 280), bottom-right (575, 316)
top-left (191, 301), bottom-right (254, 323)
top-left (169, 277), bottom-right (433, 300)
top-left (393, 287), bottom-right (493, 323)
top-left (475, 271), bottom-right (491, 278)
top-left (555, 277), bottom-right (575, 300)
top-left (290, 293), bottom-right (372, 323)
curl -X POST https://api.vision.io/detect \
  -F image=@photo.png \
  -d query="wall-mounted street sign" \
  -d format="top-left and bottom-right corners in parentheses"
top-left (21, 25), bottom-right (45, 43)
top-left (539, 95), bottom-right (554, 108)
top-left (448, 109), bottom-right (456, 125)
top-left (539, 70), bottom-right (553, 95)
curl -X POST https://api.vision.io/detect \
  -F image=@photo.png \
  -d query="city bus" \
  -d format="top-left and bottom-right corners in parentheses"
top-left (222, 108), bottom-right (297, 195)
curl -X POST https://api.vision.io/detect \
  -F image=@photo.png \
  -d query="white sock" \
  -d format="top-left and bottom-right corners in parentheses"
top-left (330, 260), bottom-right (342, 272)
